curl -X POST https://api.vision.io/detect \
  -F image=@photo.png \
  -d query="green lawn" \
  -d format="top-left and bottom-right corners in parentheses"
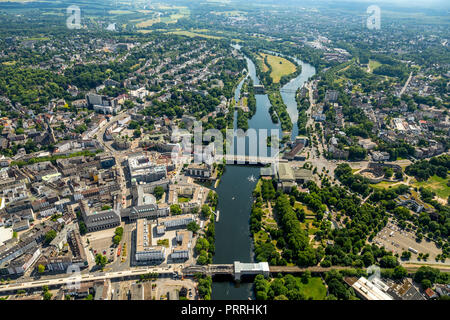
top-left (298, 277), bottom-right (327, 300)
top-left (368, 59), bottom-right (381, 72)
top-left (166, 30), bottom-right (223, 39)
top-left (258, 53), bottom-right (297, 83)
top-left (294, 202), bottom-right (315, 216)
top-left (413, 175), bottom-right (450, 199)
top-left (370, 181), bottom-right (400, 189)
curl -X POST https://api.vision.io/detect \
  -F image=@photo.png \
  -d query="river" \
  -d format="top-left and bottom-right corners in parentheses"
top-left (211, 46), bottom-right (315, 300)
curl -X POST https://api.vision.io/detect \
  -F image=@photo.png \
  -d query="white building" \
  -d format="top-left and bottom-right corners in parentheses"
top-left (159, 214), bottom-right (195, 229)
top-left (130, 87), bottom-right (149, 100)
top-left (350, 277), bottom-right (394, 300)
top-left (135, 219), bottom-right (166, 262)
top-left (128, 153), bottom-right (167, 183)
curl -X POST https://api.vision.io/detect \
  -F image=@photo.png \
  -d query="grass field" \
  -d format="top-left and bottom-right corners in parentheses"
top-left (413, 175), bottom-right (450, 199)
top-left (166, 30), bottom-right (223, 39)
top-left (298, 277), bottom-right (327, 300)
top-left (368, 59), bottom-right (381, 72)
top-left (258, 53), bottom-right (297, 83)
top-left (108, 10), bottom-right (135, 15)
top-left (24, 37), bottom-right (50, 41)
top-left (135, 18), bottom-right (160, 28)
top-left (294, 202), bottom-right (315, 216)
top-left (211, 10), bottom-right (245, 16)
top-left (370, 181), bottom-right (402, 190)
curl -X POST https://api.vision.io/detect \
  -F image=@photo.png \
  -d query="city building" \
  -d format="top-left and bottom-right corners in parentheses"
top-left (345, 277), bottom-right (394, 300)
top-left (79, 201), bottom-right (121, 233)
top-left (171, 230), bottom-right (192, 260)
top-left (135, 219), bottom-right (165, 262)
top-left (128, 153), bottom-right (167, 184)
top-left (159, 214), bottom-right (195, 229)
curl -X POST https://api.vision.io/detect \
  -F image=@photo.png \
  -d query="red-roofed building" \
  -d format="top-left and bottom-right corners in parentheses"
top-left (425, 288), bottom-right (437, 299)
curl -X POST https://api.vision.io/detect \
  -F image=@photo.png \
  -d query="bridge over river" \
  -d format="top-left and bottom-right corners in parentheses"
top-left (218, 155), bottom-right (287, 166)
top-left (182, 262), bottom-right (353, 281)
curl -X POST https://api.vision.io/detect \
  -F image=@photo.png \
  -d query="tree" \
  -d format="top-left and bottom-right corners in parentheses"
top-left (195, 238), bottom-right (210, 254)
top-left (413, 266), bottom-right (440, 285)
top-left (393, 266), bottom-right (407, 279)
top-left (187, 221), bottom-right (200, 233)
top-left (327, 278), bottom-right (350, 300)
top-left (197, 253), bottom-right (209, 265)
top-left (362, 251), bottom-right (375, 267)
top-left (201, 205), bottom-right (211, 219)
top-left (43, 291), bottom-right (52, 300)
top-left (133, 129), bottom-right (141, 138)
top-left (401, 251), bottom-right (411, 260)
top-left (95, 254), bottom-right (108, 269)
top-left (44, 230), bottom-right (57, 244)
top-left (384, 168), bottom-right (394, 179)
top-left (79, 221), bottom-right (87, 235)
top-left (301, 271), bottom-right (311, 284)
top-left (421, 279), bottom-right (432, 289)
top-left (37, 264), bottom-right (45, 273)
top-left (170, 204), bottom-right (182, 215)
top-left (115, 227), bottom-right (124, 237)
top-left (380, 255), bottom-right (398, 268)
top-left (395, 171), bottom-right (403, 180)
top-left (154, 186), bottom-right (164, 200)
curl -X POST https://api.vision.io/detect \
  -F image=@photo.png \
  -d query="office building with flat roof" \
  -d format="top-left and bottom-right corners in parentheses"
top-left (135, 219), bottom-right (165, 262)
top-left (159, 214), bottom-right (195, 229)
top-left (171, 230), bottom-right (192, 260)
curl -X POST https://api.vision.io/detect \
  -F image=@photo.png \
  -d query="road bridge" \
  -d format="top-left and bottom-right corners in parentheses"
top-left (182, 263), bottom-right (359, 281)
top-left (2, 262), bottom-right (444, 294)
top-left (0, 266), bottom-right (176, 294)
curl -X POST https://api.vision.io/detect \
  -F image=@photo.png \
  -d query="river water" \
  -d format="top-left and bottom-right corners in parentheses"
top-left (211, 46), bottom-right (315, 300)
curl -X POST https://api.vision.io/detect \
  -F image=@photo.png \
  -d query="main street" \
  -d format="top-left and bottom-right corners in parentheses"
top-left (0, 265), bottom-right (178, 293)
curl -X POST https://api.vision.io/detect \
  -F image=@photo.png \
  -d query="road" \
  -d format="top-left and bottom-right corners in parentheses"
top-left (0, 265), bottom-right (178, 293)
top-left (399, 71), bottom-right (413, 96)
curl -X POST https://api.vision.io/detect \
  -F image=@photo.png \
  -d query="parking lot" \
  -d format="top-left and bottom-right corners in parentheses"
top-left (112, 278), bottom-right (197, 300)
top-left (85, 228), bottom-right (117, 263)
top-left (372, 221), bottom-right (444, 264)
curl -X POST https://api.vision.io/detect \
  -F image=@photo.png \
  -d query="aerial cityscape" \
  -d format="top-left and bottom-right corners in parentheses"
top-left (0, 0), bottom-right (448, 305)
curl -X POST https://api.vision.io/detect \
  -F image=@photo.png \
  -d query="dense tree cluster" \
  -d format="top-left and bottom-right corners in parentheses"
top-left (195, 273), bottom-right (212, 300)
top-left (253, 274), bottom-right (319, 300)
top-left (334, 163), bottom-right (371, 196)
top-left (405, 155), bottom-right (450, 181)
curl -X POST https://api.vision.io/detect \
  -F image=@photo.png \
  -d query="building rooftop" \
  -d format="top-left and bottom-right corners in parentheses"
top-left (277, 163), bottom-right (294, 181)
top-left (351, 277), bottom-right (394, 300)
